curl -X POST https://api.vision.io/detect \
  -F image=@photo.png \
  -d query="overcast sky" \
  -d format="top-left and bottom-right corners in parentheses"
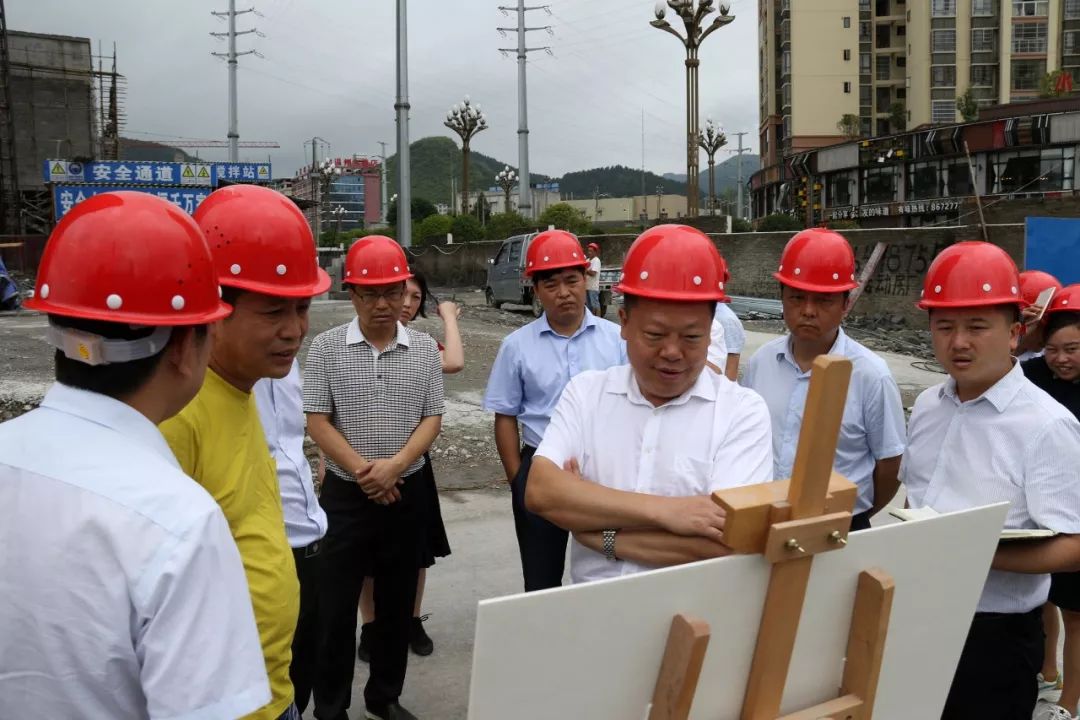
top-left (10, 0), bottom-right (759, 179)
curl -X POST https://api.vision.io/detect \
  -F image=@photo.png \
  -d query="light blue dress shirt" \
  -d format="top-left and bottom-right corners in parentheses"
top-left (255, 359), bottom-right (328, 548)
top-left (483, 310), bottom-right (627, 448)
top-left (714, 303), bottom-right (746, 354)
top-left (741, 328), bottom-right (907, 513)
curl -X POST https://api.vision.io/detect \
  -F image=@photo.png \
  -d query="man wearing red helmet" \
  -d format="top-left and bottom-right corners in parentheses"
top-left (1016, 270), bottom-right (1063, 363)
top-left (483, 229), bottom-right (626, 591)
top-left (160, 184), bottom-right (332, 720)
top-left (304, 235), bottom-right (444, 720)
top-left (585, 241), bottom-right (603, 315)
top-left (525, 225), bottom-right (773, 583)
top-left (742, 228), bottom-right (906, 531)
top-left (901, 242), bottom-right (1080, 720)
top-left (0, 193), bottom-right (269, 719)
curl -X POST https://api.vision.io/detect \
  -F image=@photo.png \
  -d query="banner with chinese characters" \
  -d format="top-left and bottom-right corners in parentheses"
top-left (44, 160), bottom-right (212, 187)
top-left (825, 198), bottom-right (963, 221)
top-left (52, 185), bottom-right (211, 220)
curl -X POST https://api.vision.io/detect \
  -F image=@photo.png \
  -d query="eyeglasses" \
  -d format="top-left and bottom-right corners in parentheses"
top-left (353, 287), bottom-right (405, 306)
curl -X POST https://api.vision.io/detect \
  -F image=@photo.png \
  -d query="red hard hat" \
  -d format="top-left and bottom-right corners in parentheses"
top-left (1045, 283), bottom-right (1080, 315)
top-left (1018, 270), bottom-right (1062, 306)
top-left (25, 192), bottom-right (231, 325)
top-left (917, 241), bottom-right (1022, 310)
top-left (194, 184), bottom-right (331, 297)
top-left (774, 227), bottom-right (859, 293)
top-left (587, 242), bottom-right (600, 252)
top-left (613, 224), bottom-right (729, 302)
top-left (524, 229), bottom-right (589, 277)
top-left (344, 235), bottom-right (412, 285)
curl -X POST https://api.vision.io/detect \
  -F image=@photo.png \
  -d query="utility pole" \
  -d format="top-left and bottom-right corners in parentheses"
top-left (377, 140), bottom-right (389, 225)
top-left (304, 137), bottom-right (329, 242)
top-left (498, 1), bottom-right (552, 220)
top-left (732, 131), bottom-right (749, 220)
top-left (211, 1), bottom-right (260, 162)
top-left (395, 0), bottom-right (412, 247)
top-left (656, 184), bottom-right (664, 221)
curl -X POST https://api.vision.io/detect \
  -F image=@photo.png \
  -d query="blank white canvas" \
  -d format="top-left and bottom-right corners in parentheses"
top-left (468, 504), bottom-right (1007, 720)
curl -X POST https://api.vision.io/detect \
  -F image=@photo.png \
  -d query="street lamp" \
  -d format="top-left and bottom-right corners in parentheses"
top-left (650, 0), bottom-right (734, 218)
top-left (496, 165), bottom-right (517, 214)
top-left (698, 117), bottom-right (727, 215)
top-left (318, 159), bottom-right (342, 241)
top-left (444, 95), bottom-right (488, 218)
top-left (330, 205), bottom-right (346, 243)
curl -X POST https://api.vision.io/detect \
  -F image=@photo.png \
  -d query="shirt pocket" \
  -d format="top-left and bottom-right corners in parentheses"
top-left (664, 455), bottom-right (715, 497)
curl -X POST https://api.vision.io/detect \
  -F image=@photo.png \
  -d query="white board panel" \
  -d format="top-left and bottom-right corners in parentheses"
top-left (468, 504), bottom-right (1007, 720)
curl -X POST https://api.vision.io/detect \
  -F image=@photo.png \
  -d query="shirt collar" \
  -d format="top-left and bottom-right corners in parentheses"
top-left (40, 382), bottom-right (180, 468)
top-left (778, 328), bottom-right (847, 374)
top-left (346, 317), bottom-right (411, 349)
top-left (939, 360), bottom-right (1025, 413)
top-left (605, 364), bottom-right (717, 407)
top-left (537, 309), bottom-right (597, 339)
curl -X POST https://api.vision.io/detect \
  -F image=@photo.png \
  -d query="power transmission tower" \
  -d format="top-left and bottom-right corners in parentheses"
top-left (731, 131), bottom-right (750, 220)
top-left (377, 140), bottom-right (389, 225)
top-left (211, 1), bottom-right (263, 162)
top-left (497, 1), bottom-right (552, 220)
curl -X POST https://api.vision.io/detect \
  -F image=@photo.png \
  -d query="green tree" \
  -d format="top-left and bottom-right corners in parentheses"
top-left (386, 196), bottom-right (438, 225)
top-left (956, 87), bottom-right (979, 122)
top-left (415, 214), bottom-right (453, 245)
top-left (731, 217), bottom-right (752, 233)
top-left (759, 213), bottom-right (803, 231)
top-left (836, 113), bottom-right (861, 139)
top-left (450, 214), bottom-right (484, 243)
top-left (1039, 69), bottom-right (1074, 98)
top-left (537, 202), bottom-right (590, 235)
top-left (484, 211), bottom-right (530, 240)
top-left (889, 102), bottom-right (907, 132)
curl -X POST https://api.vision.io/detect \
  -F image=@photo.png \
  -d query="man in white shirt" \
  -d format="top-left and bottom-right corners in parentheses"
top-left (255, 358), bottom-right (328, 716)
top-left (1015, 269), bottom-right (1062, 362)
top-left (526, 224), bottom-right (773, 583)
top-left (711, 301), bottom-right (746, 380)
top-left (0, 192), bottom-right (269, 719)
top-left (585, 241), bottom-right (602, 315)
top-left (742, 228), bottom-right (906, 531)
top-left (901, 241), bottom-right (1080, 720)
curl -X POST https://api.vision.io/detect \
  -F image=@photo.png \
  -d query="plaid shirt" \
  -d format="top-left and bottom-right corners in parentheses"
top-left (303, 318), bottom-right (444, 479)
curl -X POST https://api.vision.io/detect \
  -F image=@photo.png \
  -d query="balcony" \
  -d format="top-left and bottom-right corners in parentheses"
top-left (780, 0), bottom-right (790, 17)
top-left (780, 19), bottom-right (790, 46)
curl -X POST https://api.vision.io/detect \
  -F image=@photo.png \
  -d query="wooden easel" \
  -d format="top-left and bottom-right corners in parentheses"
top-left (648, 356), bottom-right (895, 720)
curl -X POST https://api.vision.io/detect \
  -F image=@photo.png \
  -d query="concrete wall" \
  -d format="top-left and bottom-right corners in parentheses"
top-left (408, 222), bottom-right (1025, 326)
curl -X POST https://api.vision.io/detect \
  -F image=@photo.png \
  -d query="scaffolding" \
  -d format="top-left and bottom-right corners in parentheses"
top-left (0, 0), bottom-right (22, 233)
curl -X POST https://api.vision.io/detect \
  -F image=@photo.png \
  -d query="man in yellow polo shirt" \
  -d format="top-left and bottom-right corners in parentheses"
top-left (161, 185), bottom-right (332, 720)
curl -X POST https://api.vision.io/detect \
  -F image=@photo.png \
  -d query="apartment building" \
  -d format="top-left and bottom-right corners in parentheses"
top-left (759, 0), bottom-right (1080, 179)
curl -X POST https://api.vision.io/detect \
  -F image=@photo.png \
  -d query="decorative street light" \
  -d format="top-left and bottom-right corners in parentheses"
top-left (496, 165), bottom-right (517, 214)
top-left (698, 117), bottom-right (727, 215)
top-left (650, 0), bottom-right (734, 218)
top-left (317, 158), bottom-right (342, 241)
top-left (330, 204), bottom-right (346, 243)
top-left (444, 95), bottom-right (488, 217)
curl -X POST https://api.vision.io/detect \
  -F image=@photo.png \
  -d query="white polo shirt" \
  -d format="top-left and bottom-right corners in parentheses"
top-left (742, 329), bottom-right (907, 513)
top-left (902, 362), bottom-right (1080, 614)
top-left (535, 364), bottom-right (774, 583)
top-left (0, 383), bottom-right (270, 719)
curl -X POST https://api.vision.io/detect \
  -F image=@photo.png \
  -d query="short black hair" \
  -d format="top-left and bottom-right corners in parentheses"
top-left (220, 284), bottom-right (245, 308)
top-left (51, 314), bottom-right (207, 400)
top-left (532, 266), bottom-right (586, 284)
top-left (622, 293), bottom-right (717, 319)
top-left (779, 283), bottom-right (851, 305)
top-left (409, 271), bottom-right (431, 319)
top-left (1046, 310), bottom-right (1080, 342)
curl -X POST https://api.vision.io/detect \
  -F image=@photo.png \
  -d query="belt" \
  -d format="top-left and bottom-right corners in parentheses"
top-left (295, 539), bottom-right (322, 558)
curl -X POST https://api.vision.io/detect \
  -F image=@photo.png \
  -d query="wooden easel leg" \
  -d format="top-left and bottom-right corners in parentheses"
top-left (648, 614), bottom-right (711, 720)
top-left (840, 568), bottom-right (894, 719)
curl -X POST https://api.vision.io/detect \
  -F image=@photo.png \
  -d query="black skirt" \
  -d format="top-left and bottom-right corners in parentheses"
top-left (418, 452), bottom-right (451, 568)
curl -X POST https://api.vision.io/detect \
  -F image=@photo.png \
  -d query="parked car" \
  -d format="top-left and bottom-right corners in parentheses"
top-left (485, 233), bottom-right (620, 318)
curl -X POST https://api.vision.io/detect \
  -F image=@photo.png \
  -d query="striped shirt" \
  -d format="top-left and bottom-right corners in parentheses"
top-left (901, 362), bottom-right (1080, 613)
top-left (303, 318), bottom-right (444, 480)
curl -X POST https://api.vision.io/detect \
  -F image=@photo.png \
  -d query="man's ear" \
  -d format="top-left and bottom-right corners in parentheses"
top-left (164, 327), bottom-right (205, 381)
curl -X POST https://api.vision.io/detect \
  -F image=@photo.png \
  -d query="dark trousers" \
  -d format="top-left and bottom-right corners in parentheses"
top-left (290, 540), bottom-right (325, 715)
top-left (941, 608), bottom-right (1043, 720)
top-left (313, 470), bottom-right (423, 719)
top-left (849, 509), bottom-right (873, 532)
top-left (510, 445), bottom-right (569, 592)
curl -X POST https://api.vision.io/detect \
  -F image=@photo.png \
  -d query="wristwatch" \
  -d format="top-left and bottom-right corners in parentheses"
top-left (602, 529), bottom-right (618, 562)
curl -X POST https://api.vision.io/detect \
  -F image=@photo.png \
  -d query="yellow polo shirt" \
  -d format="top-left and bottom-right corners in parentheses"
top-left (161, 369), bottom-right (299, 720)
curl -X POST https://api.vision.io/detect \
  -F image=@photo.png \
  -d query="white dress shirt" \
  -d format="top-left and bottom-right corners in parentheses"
top-left (0, 383), bottom-right (269, 720)
top-left (714, 303), bottom-right (746, 354)
top-left (535, 364), bottom-right (774, 584)
top-left (706, 317), bottom-right (728, 369)
top-left (255, 359), bottom-right (328, 548)
top-left (901, 362), bottom-right (1080, 613)
top-left (741, 329), bottom-right (907, 513)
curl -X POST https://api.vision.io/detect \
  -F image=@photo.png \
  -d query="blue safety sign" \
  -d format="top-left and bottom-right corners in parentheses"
top-left (210, 162), bottom-right (272, 184)
top-left (52, 185), bottom-right (210, 221)
top-left (45, 160), bottom-right (213, 187)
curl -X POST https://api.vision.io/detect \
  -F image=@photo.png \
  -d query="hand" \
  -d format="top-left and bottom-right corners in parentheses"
top-left (355, 458), bottom-right (406, 497)
top-left (1022, 305), bottom-right (1043, 326)
top-left (437, 301), bottom-right (461, 322)
top-left (655, 495), bottom-right (727, 542)
top-left (371, 486), bottom-right (402, 505)
top-left (563, 457), bottom-right (583, 478)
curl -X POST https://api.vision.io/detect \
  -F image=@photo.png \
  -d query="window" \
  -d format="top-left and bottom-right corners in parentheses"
top-left (932, 65), bottom-right (957, 87)
top-left (1012, 1), bottom-right (1049, 16)
top-left (932, 100), bottom-right (955, 123)
top-left (827, 172), bottom-right (855, 207)
top-left (908, 161), bottom-right (945, 200)
top-left (989, 147), bottom-right (1074, 193)
top-left (1012, 59), bottom-right (1046, 90)
top-left (844, 48), bottom-right (852, 60)
top-left (860, 84), bottom-right (873, 105)
top-left (897, 87), bottom-right (907, 98)
top-left (1012, 23), bottom-right (1047, 53)
top-left (897, 25), bottom-right (906, 36)
top-left (876, 55), bottom-right (891, 80)
top-left (932, 0), bottom-right (956, 17)
top-left (1068, 0), bottom-right (1080, 19)
top-left (971, 28), bottom-right (996, 53)
top-left (781, 50), bottom-right (791, 75)
top-left (860, 0), bottom-right (871, 10)
top-left (946, 161), bottom-right (974, 196)
top-left (933, 30), bottom-right (956, 51)
top-left (509, 241), bottom-right (522, 264)
top-left (844, 81), bottom-right (852, 93)
top-left (860, 52), bottom-right (872, 73)
top-left (843, 16), bottom-right (851, 27)
top-left (860, 21), bottom-right (872, 42)
top-left (1066, 31), bottom-right (1080, 56)
top-left (971, 64), bottom-right (997, 87)
top-left (862, 166), bottom-right (898, 203)
top-left (897, 55), bottom-right (907, 67)
top-left (972, 0), bottom-right (995, 15)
